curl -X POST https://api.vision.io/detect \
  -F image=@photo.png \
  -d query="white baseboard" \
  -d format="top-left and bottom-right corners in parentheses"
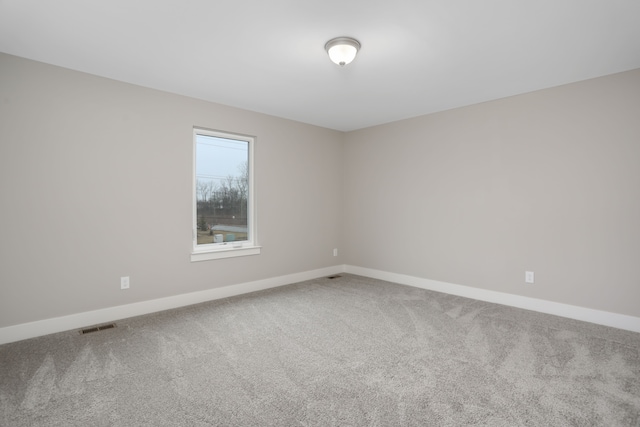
top-left (0, 265), bottom-right (345, 345)
top-left (345, 265), bottom-right (640, 334)
top-left (3, 264), bottom-right (638, 345)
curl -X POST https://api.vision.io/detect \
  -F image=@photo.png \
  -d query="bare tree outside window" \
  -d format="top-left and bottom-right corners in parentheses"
top-left (195, 134), bottom-right (249, 245)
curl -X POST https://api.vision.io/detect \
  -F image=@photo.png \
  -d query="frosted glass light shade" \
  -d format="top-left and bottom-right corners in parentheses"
top-left (325, 37), bottom-right (361, 66)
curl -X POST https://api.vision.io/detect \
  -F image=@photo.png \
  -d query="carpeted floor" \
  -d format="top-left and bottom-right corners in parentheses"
top-left (1, 274), bottom-right (639, 426)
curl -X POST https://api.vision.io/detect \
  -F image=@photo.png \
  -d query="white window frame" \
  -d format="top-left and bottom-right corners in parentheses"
top-left (191, 127), bottom-right (260, 262)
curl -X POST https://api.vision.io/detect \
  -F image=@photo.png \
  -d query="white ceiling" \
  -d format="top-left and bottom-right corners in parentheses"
top-left (2, 1), bottom-right (640, 132)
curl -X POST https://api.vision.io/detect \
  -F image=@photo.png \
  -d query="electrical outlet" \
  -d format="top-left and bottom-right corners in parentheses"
top-left (120, 276), bottom-right (130, 290)
top-left (333, 248), bottom-right (338, 257)
top-left (525, 271), bottom-right (534, 284)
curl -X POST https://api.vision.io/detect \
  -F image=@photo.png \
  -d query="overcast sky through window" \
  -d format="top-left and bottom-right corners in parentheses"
top-left (195, 135), bottom-right (248, 185)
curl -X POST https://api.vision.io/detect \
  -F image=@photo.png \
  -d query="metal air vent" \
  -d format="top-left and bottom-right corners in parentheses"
top-left (80, 323), bottom-right (117, 334)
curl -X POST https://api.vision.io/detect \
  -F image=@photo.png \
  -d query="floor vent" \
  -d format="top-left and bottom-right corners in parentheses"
top-left (80, 323), bottom-right (116, 334)
top-left (327, 275), bottom-right (342, 279)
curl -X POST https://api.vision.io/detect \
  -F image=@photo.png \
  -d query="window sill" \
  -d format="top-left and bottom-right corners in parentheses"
top-left (190, 245), bottom-right (261, 262)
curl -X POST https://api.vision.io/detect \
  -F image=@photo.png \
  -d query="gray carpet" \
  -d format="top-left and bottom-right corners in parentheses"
top-left (1, 274), bottom-right (639, 426)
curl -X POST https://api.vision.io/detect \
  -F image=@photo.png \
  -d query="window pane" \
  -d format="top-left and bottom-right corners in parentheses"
top-left (195, 134), bottom-right (249, 246)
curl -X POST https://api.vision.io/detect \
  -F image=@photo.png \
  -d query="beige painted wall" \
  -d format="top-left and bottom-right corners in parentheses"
top-left (2, 51), bottom-right (639, 329)
top-left (344, 68), bottom-right (640, 317)
top-left (0, 53), bottom-right (344, 328)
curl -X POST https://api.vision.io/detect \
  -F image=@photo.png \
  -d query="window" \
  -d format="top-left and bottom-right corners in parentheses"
top-left (191, 128), bottom-right (259, 261)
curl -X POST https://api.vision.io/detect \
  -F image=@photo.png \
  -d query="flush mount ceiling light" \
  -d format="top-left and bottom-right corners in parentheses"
top-left (325, 37), bottom-right (361, 67)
